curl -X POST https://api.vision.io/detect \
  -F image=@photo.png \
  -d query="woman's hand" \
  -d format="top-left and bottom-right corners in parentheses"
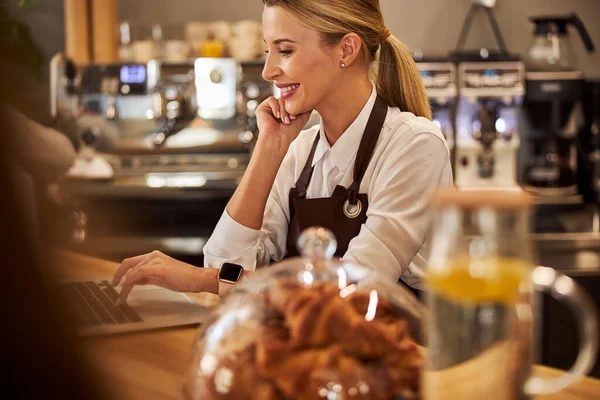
top-left (111, 251), bottom-right (218, 304)
top-left (256, 96), bottom-right (312, 148)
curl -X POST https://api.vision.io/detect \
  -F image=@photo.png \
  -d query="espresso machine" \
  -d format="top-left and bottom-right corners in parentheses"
top-left (415, 59), bottom-right (458, 153)
top-left (49, 55), bottom-right (271, 264)
top-left (454, 61), bottom-right (525, 188)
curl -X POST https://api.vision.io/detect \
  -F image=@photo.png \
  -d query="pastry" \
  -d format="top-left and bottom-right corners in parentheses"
top-left (201, 279), bottom-right (423, 399)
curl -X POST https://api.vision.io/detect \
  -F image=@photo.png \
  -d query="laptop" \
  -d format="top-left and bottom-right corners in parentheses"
top-left (56, 278), bottom-right (209, 336)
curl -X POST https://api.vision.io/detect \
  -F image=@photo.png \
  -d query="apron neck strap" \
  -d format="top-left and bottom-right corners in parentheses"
top-left (351, 94), bottom-right (388, 188)
top-left (294, 132), bottom-right (320, 196)
top-left (293, 94), bottom-right (388, 198)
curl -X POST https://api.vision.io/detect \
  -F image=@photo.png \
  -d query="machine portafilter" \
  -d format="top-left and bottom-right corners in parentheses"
top-left (471, 99), bottom-right (501, 179)
top-left (152, 76), bottom-right (197, 147)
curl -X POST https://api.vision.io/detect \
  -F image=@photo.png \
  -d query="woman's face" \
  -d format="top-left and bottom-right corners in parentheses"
top-left (262, 6), bottom-right (342, 115)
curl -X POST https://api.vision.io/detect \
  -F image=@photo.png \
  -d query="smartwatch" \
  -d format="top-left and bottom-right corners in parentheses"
top-left (217, 262), bottom-right (245, 297)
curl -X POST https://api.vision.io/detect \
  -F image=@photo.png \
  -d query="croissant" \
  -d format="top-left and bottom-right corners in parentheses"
top-left (268, 280), bottom-right (419, 359)
top-left (259, 345), bottom-right (393, 400)
top-left (201, 344), bottom-right (284, 400)
top-left (201, 279), bottom-right (423, 400)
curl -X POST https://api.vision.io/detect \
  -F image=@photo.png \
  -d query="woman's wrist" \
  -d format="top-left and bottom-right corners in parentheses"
top-left (255, 132), bottom-right (292, 159)
top-left (195, 267), bottom-right (219, 294)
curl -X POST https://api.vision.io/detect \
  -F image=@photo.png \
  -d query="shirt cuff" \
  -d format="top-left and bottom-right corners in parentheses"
top-left (204, 210), bottom-right (261, 270)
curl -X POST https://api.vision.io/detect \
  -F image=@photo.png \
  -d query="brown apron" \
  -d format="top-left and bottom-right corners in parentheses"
top-left (285, 94), bottom-right (388, 258)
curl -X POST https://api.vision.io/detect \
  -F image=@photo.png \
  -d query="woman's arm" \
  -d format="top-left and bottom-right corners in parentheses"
top-left (202, 97), bottom-right (313, 270)
top-left (227, 97), bottom-right (312, 229)
top-left (203, 146), bottom-right (297, 270)
top-left (226, 136), bottom-right (290, 230)
top-left (111, 97), bottom-right (312, 301)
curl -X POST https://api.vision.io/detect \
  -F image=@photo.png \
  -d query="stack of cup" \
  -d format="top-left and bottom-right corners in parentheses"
top-left (185, 22), bottom-right (211, 57)
top-left (229, 20), bottom-right (264, 62)
top-left (164, 40), bottom-right (192, 62)
top-left (210, 20), bottom-right (233, 44)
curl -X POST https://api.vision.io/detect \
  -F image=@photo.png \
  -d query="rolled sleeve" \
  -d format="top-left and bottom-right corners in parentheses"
top-left (203, 210), bottom-right (262, 270)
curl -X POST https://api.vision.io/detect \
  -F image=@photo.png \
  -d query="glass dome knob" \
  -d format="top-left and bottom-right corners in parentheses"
top-left (297, 227), bottom-right (337, 260)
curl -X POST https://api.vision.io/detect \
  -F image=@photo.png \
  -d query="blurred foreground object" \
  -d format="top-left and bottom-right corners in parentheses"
top-left (425, 188), bottom-right (598, 398)
top-left (185, 227), bottom-right (425, 400)
top-left (1, 105), bottom-right (76, 182)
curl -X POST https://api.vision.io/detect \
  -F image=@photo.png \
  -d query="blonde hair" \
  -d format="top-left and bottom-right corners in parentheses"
top-left (262, 0), bottom-right (432, 120)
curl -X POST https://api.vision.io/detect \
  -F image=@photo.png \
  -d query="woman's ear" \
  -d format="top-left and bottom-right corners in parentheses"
top-left (339, 33), bottom-right (363, 67)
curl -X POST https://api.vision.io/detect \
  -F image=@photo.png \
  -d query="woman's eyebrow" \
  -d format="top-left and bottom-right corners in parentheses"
top-left (271, 38), bottom-right (297, 45)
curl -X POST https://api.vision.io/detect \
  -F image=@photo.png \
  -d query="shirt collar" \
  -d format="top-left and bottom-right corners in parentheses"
top-left (311, 83), bottom-right (379, 173)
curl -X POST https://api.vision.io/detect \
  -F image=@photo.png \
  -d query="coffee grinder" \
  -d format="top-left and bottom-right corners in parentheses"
top-left (454, 60), bottom-right (525, 188)
top-left (450, 0), bottom-right (525, 188)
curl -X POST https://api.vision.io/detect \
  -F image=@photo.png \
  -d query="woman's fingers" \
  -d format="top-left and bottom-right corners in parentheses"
top-left (116, 275), bottom-right (135, 305)
top-left (116, 264), bottom-right (160, 305)
top-left (264, 96), bottom-right (297, 125)
top-left (112, 252), bottom-right (152, 286)
top-left (277, 97), bottom-right (291, 125)
top-left (265, 96), bottom-right (281, 120)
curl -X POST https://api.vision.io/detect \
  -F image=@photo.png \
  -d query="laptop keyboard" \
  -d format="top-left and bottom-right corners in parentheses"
top-left (58, 280), bottom-right (143, 328)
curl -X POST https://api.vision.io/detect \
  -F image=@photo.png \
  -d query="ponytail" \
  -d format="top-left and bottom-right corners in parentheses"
top-left (377, 36), bottom-right (432, 120)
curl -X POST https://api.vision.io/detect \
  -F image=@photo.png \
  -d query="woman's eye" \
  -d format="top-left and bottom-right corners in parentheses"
top-left (264, 50), bottom-right (293, 56)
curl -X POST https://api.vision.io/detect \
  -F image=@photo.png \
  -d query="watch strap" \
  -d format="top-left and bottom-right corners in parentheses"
top-left (218, 279), bottom-right (235, 297)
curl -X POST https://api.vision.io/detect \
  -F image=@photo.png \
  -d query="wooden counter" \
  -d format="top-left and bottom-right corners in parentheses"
top-left (50, 251), bottom-right (600, 400)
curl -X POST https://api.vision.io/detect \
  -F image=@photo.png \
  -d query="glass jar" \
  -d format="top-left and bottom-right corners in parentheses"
top-left (184, 227), bottom-right (425, 400)
top-left (527, 35), bottom-right (576, 72)
top-left (424, 189), bottom-right (598, 399)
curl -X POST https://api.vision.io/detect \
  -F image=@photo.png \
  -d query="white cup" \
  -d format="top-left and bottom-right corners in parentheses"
top-left (232, 20), bottom-right (261, 38)
top-left (228, 36), bottom-right (263, 61)
top-left (164, 40), bottom-right (192, 62)
top-left (131, 40), bottom-right (155, 63)
top-left (185, 22), bottom-right (210, 42)
top-left (210, 20), bottom-right (232, 42)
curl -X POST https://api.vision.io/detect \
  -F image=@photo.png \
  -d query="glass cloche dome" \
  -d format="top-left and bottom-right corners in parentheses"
top-left (184, 227), bottom-right (425, 400)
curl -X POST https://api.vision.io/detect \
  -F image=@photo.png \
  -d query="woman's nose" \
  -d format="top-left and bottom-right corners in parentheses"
top-left (262, 54), bottom-right (280, 82)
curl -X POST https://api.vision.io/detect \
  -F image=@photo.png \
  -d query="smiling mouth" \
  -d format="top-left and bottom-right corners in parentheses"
top-left (280, 84), bottom-right (300, 94)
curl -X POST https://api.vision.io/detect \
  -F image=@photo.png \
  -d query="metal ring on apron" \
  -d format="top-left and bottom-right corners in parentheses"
top-left (343, 199), bottom-right (362, 219)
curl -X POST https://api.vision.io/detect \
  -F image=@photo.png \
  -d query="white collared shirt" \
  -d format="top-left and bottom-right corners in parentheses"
top-left (203, 86), bottom-right (453, 288)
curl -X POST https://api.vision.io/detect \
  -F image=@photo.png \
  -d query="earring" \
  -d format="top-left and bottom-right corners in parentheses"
top-left (340, 62), bottom-right (346, 68)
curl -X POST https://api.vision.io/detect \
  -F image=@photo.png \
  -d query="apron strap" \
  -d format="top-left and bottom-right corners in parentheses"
top-left (347, 94), bottom-right (388, 204)
top-left (293, 94), bottom-right (388, 204)
top-left (293, 132), bottom-right (320, 197)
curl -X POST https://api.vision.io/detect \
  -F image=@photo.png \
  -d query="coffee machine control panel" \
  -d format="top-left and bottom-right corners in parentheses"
top-left (76, 63), bottom-right (156, 126)
top-left (418, 62), bottom-right (458, 99)
top-left (459, 62), bottom-right (525, 98)
top-left (81, 64), bottom-right (149, 96)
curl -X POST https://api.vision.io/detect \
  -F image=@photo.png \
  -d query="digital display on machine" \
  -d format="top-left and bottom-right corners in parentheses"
top-left (483, 69), bottom-right (500, 76)
top-left (420, 70), bottom-right (433, 78)
top-left (120, 65), bottom-right (147, 84)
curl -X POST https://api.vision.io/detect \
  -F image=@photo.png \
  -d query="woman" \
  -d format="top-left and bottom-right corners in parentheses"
top-left (113, 0), bottom-right (452, 303)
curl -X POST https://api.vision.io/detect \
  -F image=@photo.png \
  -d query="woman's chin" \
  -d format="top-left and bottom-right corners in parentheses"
top-left (285, 102), bottom-right (310, 117)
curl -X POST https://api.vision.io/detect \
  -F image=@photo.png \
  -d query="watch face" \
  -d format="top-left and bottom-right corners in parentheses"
top-left (218, 263), bottom-right (244, 283)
